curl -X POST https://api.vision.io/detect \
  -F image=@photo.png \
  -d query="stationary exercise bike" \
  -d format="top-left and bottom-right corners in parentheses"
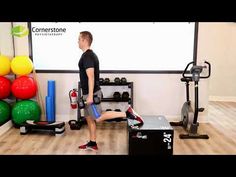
top-left (170, 61), bottom-right (211, 139)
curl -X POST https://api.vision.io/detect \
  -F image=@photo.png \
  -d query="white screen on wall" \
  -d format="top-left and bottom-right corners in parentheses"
top-left (30, 22), bottom-right (196, 72)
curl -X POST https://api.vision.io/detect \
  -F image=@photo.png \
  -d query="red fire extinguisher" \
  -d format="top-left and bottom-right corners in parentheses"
top-left (69, 89), bottom-right (78, 109)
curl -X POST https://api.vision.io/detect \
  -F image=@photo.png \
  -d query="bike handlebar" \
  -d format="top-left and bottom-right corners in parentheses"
top-left (182, 61), bottom-right (211, 79)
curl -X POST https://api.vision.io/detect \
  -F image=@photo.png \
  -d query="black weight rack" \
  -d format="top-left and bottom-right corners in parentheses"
top-left (69, 81), bottom-right (133, 130)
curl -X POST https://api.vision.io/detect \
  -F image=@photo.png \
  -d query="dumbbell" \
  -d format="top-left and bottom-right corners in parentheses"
top-left (120, 77), bottom-right (127, 84)
top-left (68, 120), bottom-right (81, 130)
top-left (106, 109), bottom-right (112, 111)
top-left (79, 96), bottom-right (101, 109)
top-left (113, 92), bottom-right (121, 101)
top-left (114, 109), bottom-right (121, 112)
top-left (114, 77), bottom-right (121, 84)
top-left (104, 78), bottom-right (110, 84)
top-left (99, 78), bottom-right (105, 84)
top-left (122, 92), bottom-right (129, 101)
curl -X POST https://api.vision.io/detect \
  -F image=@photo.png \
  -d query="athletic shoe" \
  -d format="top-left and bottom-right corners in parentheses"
top-left (125, 106), bottom-right (144, 126)
top-left (78, 141), bottom-right (98, 151)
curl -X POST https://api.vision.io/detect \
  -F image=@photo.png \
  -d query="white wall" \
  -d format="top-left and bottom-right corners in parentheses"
top-left (0, 23), bottom-right (14, 57)
top-left (0, 22), bottom-right (14, 134)
top-left (35, 73), bottom-right (209, 122)
top-left (12, 22), bottom-right (29, 56)
top-left (198, 22), bottom-right (236, 102)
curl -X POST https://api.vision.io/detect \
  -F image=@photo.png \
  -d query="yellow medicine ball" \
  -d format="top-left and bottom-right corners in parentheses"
top-left (0, 55), bottom-right (11, 76)
top-left (11, 56), bottom-right (33, 75)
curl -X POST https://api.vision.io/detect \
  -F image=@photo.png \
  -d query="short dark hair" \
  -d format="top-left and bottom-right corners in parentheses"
top-left (80, 31), bottom-right (93, 46)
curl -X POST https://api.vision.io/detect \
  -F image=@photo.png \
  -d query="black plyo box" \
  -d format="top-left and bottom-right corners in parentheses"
top-left (128, 115), bottom-right (174, 155)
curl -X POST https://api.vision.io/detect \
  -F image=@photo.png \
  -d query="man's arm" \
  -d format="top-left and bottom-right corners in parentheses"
top-left (86, 68), bottom-right (94, 104)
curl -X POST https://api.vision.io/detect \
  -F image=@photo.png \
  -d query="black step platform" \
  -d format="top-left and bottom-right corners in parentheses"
top-left (128, 115), bottom-right (174, 155)
top-left (20, 121), bottom-right (65, 136)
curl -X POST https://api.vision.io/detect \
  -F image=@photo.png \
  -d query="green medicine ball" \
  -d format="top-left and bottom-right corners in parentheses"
top-left (0, 100), bottom-right (11, 124)
top-left (12, 100), bottom-right (41, 125)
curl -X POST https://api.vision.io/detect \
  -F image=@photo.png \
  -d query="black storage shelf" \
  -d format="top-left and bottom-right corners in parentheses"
top-left (102, 98), bottom-right (131, 103)
top-left (100, 82), bottom-right (133, 107)
top-left (100, 82), bottom-right (132, 88)
top-left (76, 81), bottom-right (133, 126)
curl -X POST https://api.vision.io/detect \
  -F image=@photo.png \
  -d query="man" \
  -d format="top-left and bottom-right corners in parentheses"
top-left (78, 31), bottom-right (143, 151)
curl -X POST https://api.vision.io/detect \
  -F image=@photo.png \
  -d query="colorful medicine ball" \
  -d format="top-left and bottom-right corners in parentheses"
top-left (0, 100), bottom-right (11, 124)
top-left (0, 76), bottom-right (11, 99)
top-left (11, 56), bottom-right (33, 75)
top-left (0, 55), bottom-right (11, 76)
top-left (11, 76), bottom-right (37, 99)
top-left (12, 100), bottom-right (41, 125)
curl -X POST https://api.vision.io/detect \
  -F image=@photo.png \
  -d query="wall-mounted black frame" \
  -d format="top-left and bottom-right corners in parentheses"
top-left (28, 22), bottom-right (198, 74)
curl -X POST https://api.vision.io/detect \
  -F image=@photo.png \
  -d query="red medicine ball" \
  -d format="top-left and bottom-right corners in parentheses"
top-left (0, 76), bottom-right (11, 99)
top-left (11, 76), bottom-right (37, 99)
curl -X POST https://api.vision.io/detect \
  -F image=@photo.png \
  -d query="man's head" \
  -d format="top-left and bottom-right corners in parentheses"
top-left (78, 31), bottom-right (93, 50)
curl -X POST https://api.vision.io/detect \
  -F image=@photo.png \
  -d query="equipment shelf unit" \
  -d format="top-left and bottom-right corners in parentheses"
top-left (74, 81), bottom-right (133, 128)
